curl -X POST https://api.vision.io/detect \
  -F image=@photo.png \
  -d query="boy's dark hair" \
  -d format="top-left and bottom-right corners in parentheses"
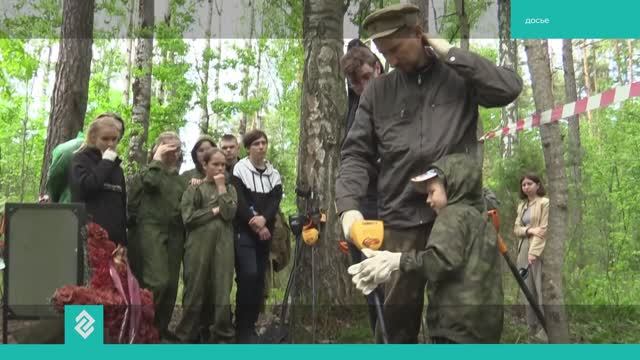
top-left (519, 173), bottom-right (547, 199)
top-left (341, 47), bottom-right (378, 78)
top-left (202, 148), bottom-right (225, 165)
top-left (347, 38), bottom-right (366, 50)
top-left (221, 134), bottom-right (238, 143)
top-left (242, 129), bottom-right (268, 149)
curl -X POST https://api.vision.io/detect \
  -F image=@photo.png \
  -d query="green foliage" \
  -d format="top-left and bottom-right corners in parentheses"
top-left (0, 0), bottom-right (61, 39)
top-left (483, 41), bottom-right (640, 342)
top-left (561, 102), bottom-right (640, 307)
top-left (148, 0), bottom-right (196, 145)
top-left (346, 0), bottom-right (400, 38)
top-left (1, 0), bottom-right (639, 343)
top-left (0, 39), bottom-right (40, 89)
top-left (0, 40), bottom-right (46, 202)
top-left (436, 0), bottom-right (493, 44)
top-left (263, 39), bottom-right (303, 216)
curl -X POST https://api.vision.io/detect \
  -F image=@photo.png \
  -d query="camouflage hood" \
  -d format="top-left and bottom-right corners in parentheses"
top-left (429, 153), bottom-right (484, 213)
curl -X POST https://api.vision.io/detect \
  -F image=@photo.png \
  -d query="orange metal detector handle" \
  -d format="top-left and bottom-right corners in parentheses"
top-left (487, 209), bottom-right (508, 255)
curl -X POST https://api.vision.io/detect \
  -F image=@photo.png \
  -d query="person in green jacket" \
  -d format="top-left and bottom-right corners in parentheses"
top-left (348, 153), bottom-right (504, 343)
top-left (181, 135), bottom-right (217, 185)
top-left (176, 148), bottom-right (237, 343)
top-left (127, 131), bottom-right (187, 340)
top-left (45, 132), bottom-right (84, 203)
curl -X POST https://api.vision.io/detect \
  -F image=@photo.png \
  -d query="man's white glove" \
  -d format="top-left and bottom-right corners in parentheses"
top-left (422, 33), bottom-right (453, 58)
top-left (347, 248), bottom-right (402, 295)
top-left (341, 209), bottom-right (363, 241)
top-left (102, 148), bottom-right (118, 161)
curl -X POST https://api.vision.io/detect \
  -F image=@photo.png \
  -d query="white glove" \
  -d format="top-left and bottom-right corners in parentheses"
top-left (102, 148), bottom-right (118, 161)
top-left (347, 248), bottom-right (402, 295)
top-left (340, 209), bottom-right (363, 241)
top-left (422, 33), bottom-right (453, 58)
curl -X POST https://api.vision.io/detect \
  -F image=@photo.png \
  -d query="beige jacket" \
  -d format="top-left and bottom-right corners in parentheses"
top-left (514, 197), bottom-right (549, 257)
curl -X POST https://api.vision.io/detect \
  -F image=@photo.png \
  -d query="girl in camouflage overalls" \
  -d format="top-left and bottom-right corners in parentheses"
top-left (176, 148), bottom-right (237, 343)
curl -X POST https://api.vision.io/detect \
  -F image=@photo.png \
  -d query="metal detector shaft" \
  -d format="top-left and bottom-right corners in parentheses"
top-left (355, 247), bottom-right (389, 344)
top-left (501, 250), bottom-right (547, 333)
top-left (311, 245), bottom-right (316, 344)
top-left (488, 210), bottom-right (547, 333)
top-left (371, 289), bottom-right (389, 344)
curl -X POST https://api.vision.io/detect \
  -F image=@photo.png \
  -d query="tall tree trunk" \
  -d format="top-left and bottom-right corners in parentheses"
top-left (253, 10), bottom-right (266, 131)
top-left (454, 0), bottom-right (469, 51)
top-left (128, 0), bottom-right (154, 169)
top-left (198, 0), bottom-right (214, 134)
top-left (238, 0), bottom-right (255, 136)
top-left (498, 0), bottom-right (518, 158)
top-left (39, 0), bottom-right (95, 194)
top-left (452, 0), bottom-right (478, 163)
top-left (431, 0), bottom-right (446, 34)
top-left (581, 43), bottom-right (593, 125)
top-left (524, 39), bottom-right (570, 343)
top-left (293, 0), bottom-right (352, 338)
top-left (41, 42), bottom-right (53, 114)
top-left (590, 43), bottom-right (598, 93)
top-left (627, 39), bottom-right (634, 83)
top-left (356, 0), bottom-right (372, 39)
top-left (614, 40), bottom-right (624, 85)
top-left (253, 38), bottom-right (264, 130)
top-left (124, 0), bottom-right (137, 106)
top-left (21, 80), bottom-right (31, 202)
top-left (214, 0), bottom-right (223, 130)
top-left (410, 0), bottom-right (429, 32)
top-left (562, 39), bottom-right (585, 268)
top-left (156, 10), bottom-right (172, 106)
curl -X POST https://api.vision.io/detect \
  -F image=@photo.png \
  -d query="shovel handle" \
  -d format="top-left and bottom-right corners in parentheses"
top-left (487, 210), bottom-right (500, 230)
top-left (497, 235), bottom-right (508, 255)
top-left (487, 210), bottom-right (508, 255)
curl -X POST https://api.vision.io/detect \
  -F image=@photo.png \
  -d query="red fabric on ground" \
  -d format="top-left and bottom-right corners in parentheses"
top-left (52, 223), bottom-right (159, 343)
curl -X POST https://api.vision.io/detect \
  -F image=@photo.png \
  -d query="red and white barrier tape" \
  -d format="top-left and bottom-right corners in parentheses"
top-left (480, 81), bottom-right (640, 141)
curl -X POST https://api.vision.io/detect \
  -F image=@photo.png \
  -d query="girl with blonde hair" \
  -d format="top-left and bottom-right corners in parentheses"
top-left (70, 114), bottom-right (127, 246)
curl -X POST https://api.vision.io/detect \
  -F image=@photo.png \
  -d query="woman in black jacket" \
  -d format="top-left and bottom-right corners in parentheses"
top-left (70, 114), bottom-right (127, 246)
top-left (232, 129), bottom-right (282, 343)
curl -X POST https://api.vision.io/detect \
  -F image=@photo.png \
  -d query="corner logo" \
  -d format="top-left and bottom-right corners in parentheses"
top-left (74, 310), bottom-right (95, 339)
top-left (65, 305), bottom-right (103, 345)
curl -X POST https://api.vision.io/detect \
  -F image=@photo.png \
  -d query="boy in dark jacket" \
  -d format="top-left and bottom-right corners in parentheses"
top-left (348, 153), bottom-right (504, 343)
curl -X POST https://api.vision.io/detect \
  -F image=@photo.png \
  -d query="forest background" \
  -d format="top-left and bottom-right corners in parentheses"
top-left (0, 0), bottom-right (639, 343)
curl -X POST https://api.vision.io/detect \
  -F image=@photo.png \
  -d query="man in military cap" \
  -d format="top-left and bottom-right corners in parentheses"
top-left (336, 3), bottom-right (522, 343)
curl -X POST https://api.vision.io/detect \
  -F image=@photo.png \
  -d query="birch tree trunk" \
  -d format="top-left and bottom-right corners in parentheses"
top-left (128, 0), bottom-right (154, 169)
top-left (525, 39), bottom-right (570, 343)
